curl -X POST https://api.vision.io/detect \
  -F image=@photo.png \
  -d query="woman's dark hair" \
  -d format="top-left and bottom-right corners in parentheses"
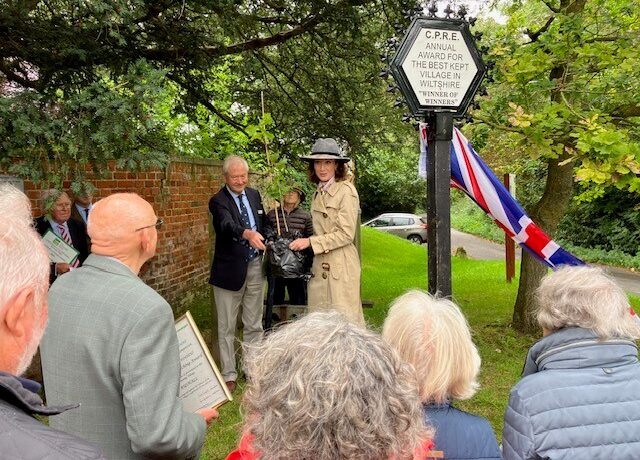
top-left (307, 161), bottom-right (348, 184)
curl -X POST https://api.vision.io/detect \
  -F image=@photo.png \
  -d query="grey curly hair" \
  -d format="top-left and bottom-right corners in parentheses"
top-left (536, 265), bottom-right (640, 340)
top-left (241, 312), bottom-right (432, 460)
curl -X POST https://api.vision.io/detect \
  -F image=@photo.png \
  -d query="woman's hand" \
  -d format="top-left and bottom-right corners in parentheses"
top-left (289, 238), bottom-right (311, 251)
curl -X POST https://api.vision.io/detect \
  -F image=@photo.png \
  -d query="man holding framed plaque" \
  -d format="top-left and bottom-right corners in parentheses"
top-left (41, 193), bottom-right (217, 459)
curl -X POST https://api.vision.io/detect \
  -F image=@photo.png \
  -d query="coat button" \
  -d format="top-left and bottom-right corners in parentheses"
top-left (322, 272), bottom-right (328, 279)
top-left (323, 213), bottom-right (328, 218)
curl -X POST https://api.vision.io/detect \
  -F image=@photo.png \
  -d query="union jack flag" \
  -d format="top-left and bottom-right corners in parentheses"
top-left (419, 122), bottom-right (584, 269)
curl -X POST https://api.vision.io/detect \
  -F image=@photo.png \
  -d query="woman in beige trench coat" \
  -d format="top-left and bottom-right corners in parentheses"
top-left (289, 138), bottom-right (364, 325)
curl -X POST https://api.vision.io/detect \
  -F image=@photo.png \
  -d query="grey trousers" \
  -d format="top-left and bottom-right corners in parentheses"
top-left (213, 258), bottom-right (264, 381)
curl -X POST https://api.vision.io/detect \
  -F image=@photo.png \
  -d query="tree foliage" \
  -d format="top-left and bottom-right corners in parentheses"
top-left (557, 187), bottom-right (640, 256)
top-left (475, 0), bottom-right (640, 332)
top-left (0, 0), bottom-right (417, 189)
top-left (1, 62), bottom-right (170, 185)
top-left (358, 141), bottom-right (425, 219)
top-left (478, 0), bottom-right (640, 197)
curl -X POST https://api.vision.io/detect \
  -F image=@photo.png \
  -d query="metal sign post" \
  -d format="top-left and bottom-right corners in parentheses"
top-left (390, 12), bottom-right (485, 297)
top-left (426, 112), bottom-right (453, 294)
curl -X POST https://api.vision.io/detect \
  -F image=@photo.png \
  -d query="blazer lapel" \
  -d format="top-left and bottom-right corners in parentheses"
top-left (222, 187), bottom-right (242, 224)
top-left (247, 190), bottom-right (260, 228)
top-left (68, 220), bottom-right (81, 250)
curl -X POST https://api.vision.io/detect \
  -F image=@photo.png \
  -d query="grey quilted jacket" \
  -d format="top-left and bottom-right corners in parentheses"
top-left (0, 371), bottom-right (106, 460)
top-left (502, 327), bottom-right (640, 460)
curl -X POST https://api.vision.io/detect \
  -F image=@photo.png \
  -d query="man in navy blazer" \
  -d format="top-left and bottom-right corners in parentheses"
top-left (209, 155), bottom-right (268, 392)
top-left (34, 190), bottom-right (89, 284)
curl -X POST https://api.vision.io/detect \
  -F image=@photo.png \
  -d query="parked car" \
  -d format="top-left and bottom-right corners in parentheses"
top-left (362, 213), bottom-right (428, 244)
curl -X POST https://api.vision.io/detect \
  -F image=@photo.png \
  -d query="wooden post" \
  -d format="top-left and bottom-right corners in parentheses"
top-left (504, 173), bottom-right (516, 283)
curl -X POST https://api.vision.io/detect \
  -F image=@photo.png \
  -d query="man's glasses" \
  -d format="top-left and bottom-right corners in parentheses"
top-left (135, 218), bottom-right (164, 232)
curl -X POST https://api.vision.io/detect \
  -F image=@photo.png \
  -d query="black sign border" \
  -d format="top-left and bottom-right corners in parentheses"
top-left (390, 18), bottom-right (486, 117)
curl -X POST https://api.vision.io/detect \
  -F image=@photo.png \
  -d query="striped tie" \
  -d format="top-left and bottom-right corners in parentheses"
top-left (58, 224), bottom-right (80, 268)
top-left (238, 194), bottom-right (258, 261)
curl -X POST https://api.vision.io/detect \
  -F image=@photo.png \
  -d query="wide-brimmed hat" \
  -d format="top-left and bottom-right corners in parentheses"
top-left (300, 138), bottom-right (350, 163)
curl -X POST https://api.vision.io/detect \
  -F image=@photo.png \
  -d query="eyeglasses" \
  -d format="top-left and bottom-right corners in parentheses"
top-left (135, 218), bottom-right (164, 232)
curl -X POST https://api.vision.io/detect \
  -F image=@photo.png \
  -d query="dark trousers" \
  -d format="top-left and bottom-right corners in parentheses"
top-left (264, 276), bottom-right (307, 330)
top-left (273, 277), bottom-right (307, 305)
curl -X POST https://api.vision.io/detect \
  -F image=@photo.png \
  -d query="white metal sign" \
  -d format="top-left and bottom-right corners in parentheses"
top-left (401, 28), bottom-right (478, 108)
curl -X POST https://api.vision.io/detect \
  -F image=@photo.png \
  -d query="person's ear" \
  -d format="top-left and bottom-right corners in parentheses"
top-left (138, 229), bottom-right (149, 251)
top-left (2, 287), bottom-right (35, 340)
top-left (139, 228), bottom-right (154, 253)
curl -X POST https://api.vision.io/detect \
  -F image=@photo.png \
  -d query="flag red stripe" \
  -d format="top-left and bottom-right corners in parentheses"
top-left (523, 223), bottom-right (553, 256)
top-left (455, 130), bottom-right (489, 212)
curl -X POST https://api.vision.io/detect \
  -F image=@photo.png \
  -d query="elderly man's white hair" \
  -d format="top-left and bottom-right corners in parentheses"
top-left (536, 265), bottom-right (640, 340)
top-left (222, 155), bottom-right (249, 175)
top-left (0, 184), bottom-right (49, 313)
top-left (40, 188), bottom-right (65, 215)
top-left (0, 183), bottom-right (32, 227)
top-left (241, 311), bottom-right (431, 460)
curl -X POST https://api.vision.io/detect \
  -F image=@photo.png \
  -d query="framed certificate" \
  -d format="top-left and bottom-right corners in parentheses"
top-left (175, 311), bottom-right (232, 412)
top-left (41, 229), bottom-right (80, 264)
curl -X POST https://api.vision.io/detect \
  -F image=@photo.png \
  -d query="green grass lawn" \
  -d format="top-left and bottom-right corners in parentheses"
top-left (361, 227), bottom-right (534, 431)
top-left (192, 226), bottom-right (640, 459)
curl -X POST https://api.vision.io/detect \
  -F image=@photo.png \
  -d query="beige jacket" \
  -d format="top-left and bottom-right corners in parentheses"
top-left (308, 180), bottom-right (364, 325)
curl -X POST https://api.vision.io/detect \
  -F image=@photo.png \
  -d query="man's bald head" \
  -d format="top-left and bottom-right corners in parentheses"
top-left (88, 193), bottom-right (158, 264)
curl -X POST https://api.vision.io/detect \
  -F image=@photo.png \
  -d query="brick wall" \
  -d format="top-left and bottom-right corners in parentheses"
top-left (22, 157), bottom-right (227, 310)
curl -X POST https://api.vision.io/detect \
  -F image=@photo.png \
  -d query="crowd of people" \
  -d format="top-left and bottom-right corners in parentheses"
top-left (1, 137), bottom-right (640, 459)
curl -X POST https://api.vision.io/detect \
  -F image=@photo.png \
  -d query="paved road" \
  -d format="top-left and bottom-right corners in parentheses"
top-left (450, 229), bottom-right (640, 296)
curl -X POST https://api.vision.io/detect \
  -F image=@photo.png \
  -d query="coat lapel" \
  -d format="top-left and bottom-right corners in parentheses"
top-left (311, 188), bottom-right (328, 216)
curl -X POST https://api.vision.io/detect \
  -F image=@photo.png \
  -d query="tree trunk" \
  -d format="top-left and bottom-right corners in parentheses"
top-left (513, 0), bottom-right (587, 333)
top-left (512, 154), bottom-right (575, 333)
top-left (512, 252), bottom-right (547, 333)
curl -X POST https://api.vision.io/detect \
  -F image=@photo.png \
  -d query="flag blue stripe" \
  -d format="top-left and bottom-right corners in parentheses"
top-left (420, 123), bottom-right (584, 270)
